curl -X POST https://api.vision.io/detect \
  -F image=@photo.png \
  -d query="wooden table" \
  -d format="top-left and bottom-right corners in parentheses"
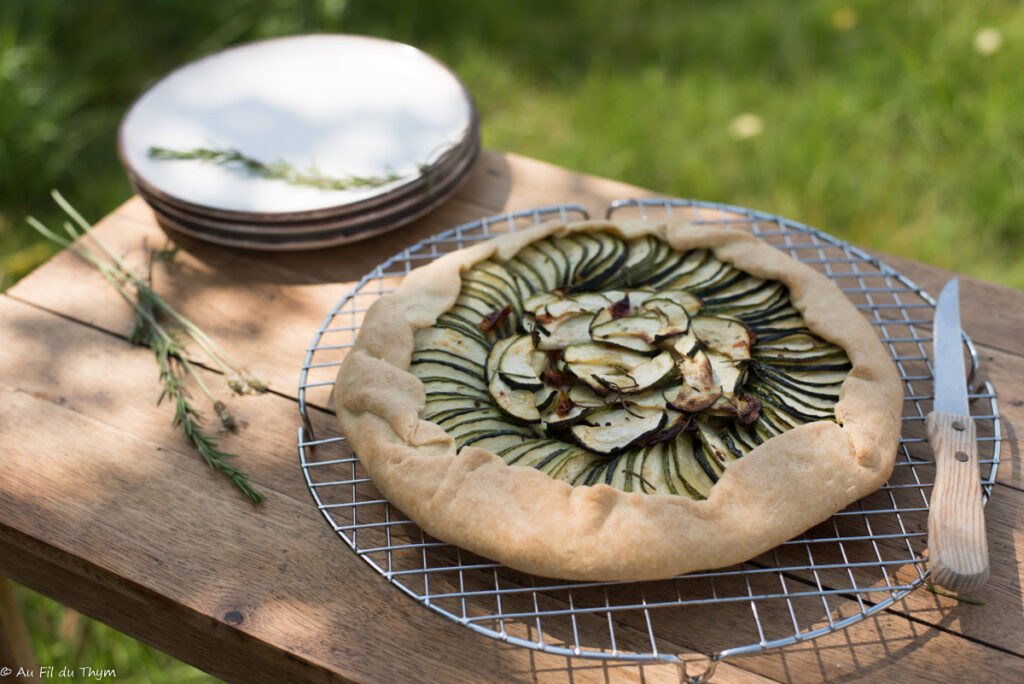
top-left (2, 150), bottom-right (1022, 683)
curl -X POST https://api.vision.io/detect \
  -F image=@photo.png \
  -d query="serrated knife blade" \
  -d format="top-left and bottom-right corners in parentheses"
top-left (925, 277), bottom-right (988, 595)
top-left (932, 278), bottom-right (970, 415)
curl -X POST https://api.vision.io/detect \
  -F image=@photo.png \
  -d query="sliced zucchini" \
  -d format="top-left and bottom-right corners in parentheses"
top-left (498, 439), bottom-right (544, 461)
top-left (750, 383), bottom-right (830, 424)
top-left (424, 404), bottom-right (484, 425)
top-left (566, 364), bottom-right (635, 394)
top-left (539, 448), bottom-right (603, 482)
top-left (648, 249), bottom-right (709, 289)
top-left (702, 276), bottom-right (768, 305)
top-left (541, 292), bottom-right (617, 320)
top-left (467, 261), bottom-right (525, 306)
top-left (497, 334), bottom-right (544, 389)
top-left (753, 379), bottom-right (836, 419)
top-left (566, 383), bottom-right (607, 407)
top-left (503, 254), bottom-right (547, 295)
top-left (570, 406), bottom-right (666, 454)
top-left (622, 352), bottom-right (678, 394)
top-left (576, 233), bottom-right (628, 290)
top-left (754, 331), bottom-right (830, 353)
top-left (665, 384), bottom-right (722, 413)
top-left (695, 419), bottom-right (740, 470)
top-left (668, 435), bottom-right (713, 498)
top-left (706, 351), bottom-right (745, 395)
top-left (752, 363), bottom-right (842, 400)
top-left (676, 350), bottom-right (715, 392)
top-left (606, 235), bottom-right (663, 287)
top-left (504, 439), bottom-right (570, 468)
top-left (410, 346), bottom-right (485, 373)
top-left (534, 313), bottom-right (596, 350)
top-left (695, 269), bottom-right (748, 297)
top-left (773, 366), bottom-right (848, 387)
top-left (642, 289), bottom-right (703, 316)
top-left (754, 346), bottom-right (850, 368)
top-left (591, 313), bottom-right (663, 344)
top-left (516, 243), bottom-right (566, 289)
top-left (551, 236), bottom-right (590, 284)
top-left (411, 366), bottom-right (487, 393)
top-left (446, 416), bottom-right (532, 441)
top-left (413, 326), bottom-right (490, 367)
top-left (588, 308), bottom-right (658, 353)
top-left (709, 280), bottom-right (785, 314)
top-left (636, 443), bottom-right (672, 494)
top-left (485, 336), bottom-right (517, 382)
top-left (724, 422), bottom-right (762, 452)
top-left (534, 386), bottom-right (558, 412)
top-left (542, 401), bottom-right (591, 430)
top-left (488, 374), bottom-right (540, 423)
top-left (714, 391), bottom-right (762, 426)
top-left (666, 330), bottom-right (701, 359)
top-left (468, 432), bottom-right (535, 455)
top-left (563, 342), bottom-right (651, 369)
top-left (625, 385), bottom-right (678, 410)
top-left (605, 450), bottom-right (642, 491)
top-left (434, 312), bottom-right (490, 345)
top-left (436, 407), bottom-right (506, 431)
top-left (691, 314), bottom-right (752, 360)
top-left (693, 440), bottom-right (724, 482)
top-left (411, 230), bottom-right (861, 499)
top-left (689, 263), bottom-right (743, 295)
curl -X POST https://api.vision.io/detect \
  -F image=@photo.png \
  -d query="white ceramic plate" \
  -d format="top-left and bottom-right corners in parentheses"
top-left (119, 34), bottom-right (475, 216)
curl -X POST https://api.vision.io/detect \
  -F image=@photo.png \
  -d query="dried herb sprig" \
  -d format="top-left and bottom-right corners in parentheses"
top-left (148, 145), bottom-right (402, 192)
top-left (27, 190), bottom-right (266, 503)
top-left (143, 320), bottom-right (263, 503)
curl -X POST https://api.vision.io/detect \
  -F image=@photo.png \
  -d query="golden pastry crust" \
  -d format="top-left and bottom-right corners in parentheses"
top-left (333, 220), bottom-right (903, 581)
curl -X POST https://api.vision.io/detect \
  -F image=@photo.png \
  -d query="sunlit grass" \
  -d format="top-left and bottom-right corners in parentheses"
top-left (2, 0), bottom-right (1022, 676)
top-left (3, 1), bottom-right (1024, 288)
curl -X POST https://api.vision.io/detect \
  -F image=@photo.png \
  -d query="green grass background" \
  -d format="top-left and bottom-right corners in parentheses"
top-left (2, 0), bottom-right (1022, 680)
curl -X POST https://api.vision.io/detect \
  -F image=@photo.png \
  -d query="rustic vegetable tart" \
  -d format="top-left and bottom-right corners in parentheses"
top-left (334, 219), bottom-right (902, 581)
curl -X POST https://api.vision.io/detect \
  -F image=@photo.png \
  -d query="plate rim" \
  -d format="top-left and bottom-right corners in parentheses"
top-left (117, 33), bottom-right (479, 221)
top-left (149, 140), bottom-right (480, 251)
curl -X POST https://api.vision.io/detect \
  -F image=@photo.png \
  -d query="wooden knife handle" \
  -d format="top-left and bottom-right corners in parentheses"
top-left (925, 410), bottom-right (989, 594)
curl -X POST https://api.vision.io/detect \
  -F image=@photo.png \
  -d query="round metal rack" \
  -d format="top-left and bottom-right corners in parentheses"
top-left (298, 199), bottom-right (1002, 680)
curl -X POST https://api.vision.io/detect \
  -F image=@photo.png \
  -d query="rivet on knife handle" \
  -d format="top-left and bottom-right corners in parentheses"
top-left (926, 410), bottom-right (989, 594)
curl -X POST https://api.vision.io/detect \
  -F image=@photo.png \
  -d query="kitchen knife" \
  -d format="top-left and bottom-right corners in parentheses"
top-left (926, 278), bottom-right (989, 594)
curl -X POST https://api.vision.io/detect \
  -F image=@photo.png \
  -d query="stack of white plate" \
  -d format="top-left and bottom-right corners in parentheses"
top-left (118, 35), bottom-right (479, 250)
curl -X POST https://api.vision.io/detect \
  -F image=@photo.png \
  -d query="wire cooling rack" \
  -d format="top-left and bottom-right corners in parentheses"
top-left (297, 199), bottom-right (1002, 681)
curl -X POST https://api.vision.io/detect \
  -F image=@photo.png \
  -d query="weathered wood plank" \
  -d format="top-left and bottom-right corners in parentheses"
top-left (4, 379), bottom-right (749, 684)
top-left (3, 149), bottom-right (1023, 682)
top-left (4, 296), bottom-right (1022, 681)
top-left (6, 383), bottom-right (1019, 684)
top-left (0, 296), bottom-right (770, 683)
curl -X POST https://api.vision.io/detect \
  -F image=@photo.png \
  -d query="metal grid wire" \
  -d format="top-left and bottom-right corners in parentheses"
top-left (297, 199), bottom-right (1002, 673)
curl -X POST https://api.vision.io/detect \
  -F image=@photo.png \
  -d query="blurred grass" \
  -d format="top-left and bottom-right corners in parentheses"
top-left (11, 581), bottom-right (220, 683)
top-left (1, 0), bottom-right (1022, 678)
top-left (3, 0), bottom-right (1024, 290)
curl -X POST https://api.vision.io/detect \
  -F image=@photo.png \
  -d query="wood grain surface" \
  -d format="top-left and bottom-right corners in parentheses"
top-left (1, 150), bottom-right (1022, 683)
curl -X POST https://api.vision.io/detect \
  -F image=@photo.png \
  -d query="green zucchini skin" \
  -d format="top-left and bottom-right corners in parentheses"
top-left (412, 231), bottom-right (849, 499)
